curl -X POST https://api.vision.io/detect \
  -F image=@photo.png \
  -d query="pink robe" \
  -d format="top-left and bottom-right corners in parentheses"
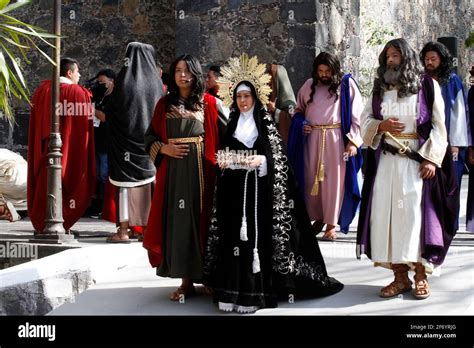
top-left (295, 78), bottom-right (363, 226)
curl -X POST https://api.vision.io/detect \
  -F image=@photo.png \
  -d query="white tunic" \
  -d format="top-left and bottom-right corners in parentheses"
top-left (0, 149), bottom-right (27, 210)
top-left (361, 81), bottom-right (447, 274)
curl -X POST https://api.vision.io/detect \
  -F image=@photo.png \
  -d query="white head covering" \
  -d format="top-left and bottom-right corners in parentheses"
top-left (236, 84), bottom-right (252, 94)
top-left (233, 83), bottom-right (258, 148)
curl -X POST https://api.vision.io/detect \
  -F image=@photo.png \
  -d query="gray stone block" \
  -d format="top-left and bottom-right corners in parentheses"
top-left (12, 111), bottom-right (29, 147)
top-left (38, 0), bottom-right (52, 11)
top-left (176, 0), bottom-right (220, 14)
top-left (259, 0), bottom-right (279, 5)
top-left (328, 3), bottom-right (344, 46)
top-left (351, 0), bottom-right (360, 16)
top-left (347, 35), bottom-right (360, 56)
top-left (261, 9), bottom-right (279, 24)
top-left (0, 271), bottom-right (93, 315)
top-left (106, 18), bottom-right (128, 38)
top-left (269, 22), bottom-right (284, 37)
top-left (83, 19), bottom-right (104, 39)
top-left (0, 118), bottom-right (11, 146)
top-left (316, 23), bottom-right (329, 48)
top-left (227, 0), bottom-right (243, 11)
top-left (281, 1), bottom-right (317, 23)
top-left (289, 23), bottom-right (315, 47)
top-left (62, 4), bottom-right (83, 23)
top-left (285, 46), bottom-right (315, 92)
top-left (176, 16), bottom-right (201, 57)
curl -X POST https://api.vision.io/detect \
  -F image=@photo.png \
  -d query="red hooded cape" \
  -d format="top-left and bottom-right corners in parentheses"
top-left (143, 93), bottom-right (219, 267)
top-left (27, 81), bottom-right (96, 232)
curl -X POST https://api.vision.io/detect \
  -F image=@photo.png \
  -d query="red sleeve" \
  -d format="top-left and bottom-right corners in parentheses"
top-left (151, 96), bottom-right (168, 137)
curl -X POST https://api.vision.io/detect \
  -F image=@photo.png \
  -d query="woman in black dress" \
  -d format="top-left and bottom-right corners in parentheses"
top-left (203, 55), bottom-right (343, 313)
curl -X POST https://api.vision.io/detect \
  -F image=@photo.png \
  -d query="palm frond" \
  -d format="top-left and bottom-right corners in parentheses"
top-left (0, 0), bottom-right (59, 122)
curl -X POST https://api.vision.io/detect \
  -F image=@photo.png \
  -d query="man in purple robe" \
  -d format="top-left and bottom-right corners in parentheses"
top-left (357, 38), bottom-right (459, 300)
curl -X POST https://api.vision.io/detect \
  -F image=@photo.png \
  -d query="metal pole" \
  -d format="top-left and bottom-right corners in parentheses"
top-left (33, 0), bottom-right (74, 244)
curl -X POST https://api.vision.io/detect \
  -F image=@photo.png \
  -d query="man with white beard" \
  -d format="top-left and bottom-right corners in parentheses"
top-left (357, 38), bottom-right (459, 300)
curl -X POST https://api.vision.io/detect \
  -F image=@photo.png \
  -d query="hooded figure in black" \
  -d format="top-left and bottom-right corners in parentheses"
top-left (106, 42), bottom-right (165, 243)
top-left (203, 81), bottom-right (343, 313)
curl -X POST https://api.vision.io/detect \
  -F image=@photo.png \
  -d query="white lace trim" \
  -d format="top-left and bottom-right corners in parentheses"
top-left (218, 302), bottom-right (259, 313)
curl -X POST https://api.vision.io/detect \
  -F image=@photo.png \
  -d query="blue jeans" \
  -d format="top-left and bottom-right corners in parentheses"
top-left (96, 151), bottom-right (108, 198)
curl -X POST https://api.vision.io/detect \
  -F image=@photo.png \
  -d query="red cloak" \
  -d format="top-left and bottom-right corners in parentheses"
top-left (101, 181), bottom-right (144, 235)
top-left (27, 81), bottom-right (96, 232)
top-left (143, 93), bottom-right (219, 267)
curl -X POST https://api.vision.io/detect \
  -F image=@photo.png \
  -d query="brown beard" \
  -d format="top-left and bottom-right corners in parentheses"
top-left (425, 65), bottom-right (441, 79)
top-left (319, 78), bottom-right (331, 85)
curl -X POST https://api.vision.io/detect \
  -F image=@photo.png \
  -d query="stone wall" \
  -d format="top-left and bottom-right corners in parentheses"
top-left (359, 0), bottom-right (472, 97)
top-left (176, 0), bottom-right (361, 97)
top-left (1, 0), bottom-right (471, 153)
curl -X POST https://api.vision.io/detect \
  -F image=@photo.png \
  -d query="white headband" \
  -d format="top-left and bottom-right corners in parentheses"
top-left (236, 84), bottom-right (252, 94)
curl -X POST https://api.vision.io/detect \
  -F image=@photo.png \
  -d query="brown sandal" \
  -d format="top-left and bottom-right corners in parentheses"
top-left (321, 229), bottom-right (337, 241)
top-left (413, 263), bottom-right (430, 299)
top-left (169, 284), bottom-right (196, 301)
top-left (106, 228), bottom-right (131, 243)
top-left (379, 264), bottom-right (413, 298)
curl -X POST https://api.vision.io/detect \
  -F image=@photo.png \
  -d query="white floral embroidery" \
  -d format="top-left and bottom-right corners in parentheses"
top-left (203, 190), bottom-right (219, 275)
top-left (263, 113), bottom-right (326, 282)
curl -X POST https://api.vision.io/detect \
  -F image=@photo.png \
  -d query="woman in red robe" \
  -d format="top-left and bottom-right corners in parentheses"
top-left (143, 54), bottom-right (220, 301)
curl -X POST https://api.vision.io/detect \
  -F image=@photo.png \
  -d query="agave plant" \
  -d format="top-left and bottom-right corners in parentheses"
top-left (0, 0), bottom-right (57, 122)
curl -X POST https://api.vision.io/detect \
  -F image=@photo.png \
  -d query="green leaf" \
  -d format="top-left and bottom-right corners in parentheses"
top-left (26, 37), bottom-right (56, 65)
top-left (0, 0), bottom-right (31, 15)
top-left (0, 42), bottom-right (26, 87)
top-left (6, 63), bottom-right (30, 102)
top-left (0, 34), bottom-right (28, 48)
top-left (0, 50), bottom-right (10, 88)
top-left (0, 0), bottom-right (56, 121)
top-left (0, 0), bottom-right (9, 12)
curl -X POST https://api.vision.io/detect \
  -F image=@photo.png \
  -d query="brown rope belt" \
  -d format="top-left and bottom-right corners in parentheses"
top-left (168, 136), bottom-right (204, 211)
top-left (309, 123), bottom-right (341, 196)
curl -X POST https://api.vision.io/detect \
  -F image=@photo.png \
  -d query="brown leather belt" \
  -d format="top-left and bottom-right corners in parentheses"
top-left (382, 142), bottom-right (424, 163)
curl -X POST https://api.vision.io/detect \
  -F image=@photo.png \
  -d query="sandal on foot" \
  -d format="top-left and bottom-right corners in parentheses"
top-left (379, 279), bottom-right (413, 298)
top-left (106, 233), bottom-right (131, 243)
top-left (169, 285), bottom-right (195, 301)
top-left (321, 229), bottom-right (337, 241)
top-left (414, 277), bottom-right (430, 299)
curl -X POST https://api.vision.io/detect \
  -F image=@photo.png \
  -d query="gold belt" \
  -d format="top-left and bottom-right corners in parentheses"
top-left (389, 132), bottom-right (418, 139)
top-left (168, 136), bottom-right (204, 211)
top-left (310, 123), bottom-right (342, 196)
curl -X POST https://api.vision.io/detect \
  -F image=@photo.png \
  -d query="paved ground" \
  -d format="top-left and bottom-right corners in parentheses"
top-left (1, 177), bottom-right (472, 315)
